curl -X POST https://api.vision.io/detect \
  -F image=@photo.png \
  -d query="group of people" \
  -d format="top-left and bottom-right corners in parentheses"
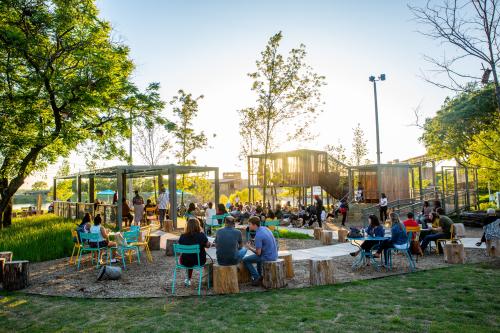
top-left (177, 215), bottom-right (278, 287)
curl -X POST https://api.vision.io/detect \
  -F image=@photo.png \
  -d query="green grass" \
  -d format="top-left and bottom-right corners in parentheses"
top-left (0, 214), bottom-right (76, 262)
top-left (1, 262), bottom-right (499, 332)
top-left (278, 228), bottom-right (312, 239)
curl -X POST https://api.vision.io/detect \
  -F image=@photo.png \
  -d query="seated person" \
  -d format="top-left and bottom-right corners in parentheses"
top-left (350, 215), bottom-right (384, 257)
top-left (185, 202), bottom-right (197, 219)
top-left (89, 214), bottom-right (117, 249)
top-left (178, 218), bottom-right (211, 287)
top-left (215, 216), bottom-right (247, 265)
top-left (242, 216), bottom-right (278, 286)
top-left (144, 199), bottom-right (157, 222)
top-left (420, 208), bottom-right (452, 253)
top-left (476, 208), bottom-right (499, 247)
top-left (403, 212), bottom-right (419, 240)
top-left (75, 212), bottom-right (91, 242)
top-left (373, 213), bottom-right (407, 264)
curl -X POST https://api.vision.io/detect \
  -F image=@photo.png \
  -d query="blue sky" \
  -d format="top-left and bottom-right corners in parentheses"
top-left (30, 1), bottom-right (478, 185)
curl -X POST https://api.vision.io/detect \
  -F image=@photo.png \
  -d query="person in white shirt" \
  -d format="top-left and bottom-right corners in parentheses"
top-left (157, 187), bottom-right (169, 229)
top-left (379, 193), bottom-right (388, 222)
top-left (204, 202), bottom-right (217, 235)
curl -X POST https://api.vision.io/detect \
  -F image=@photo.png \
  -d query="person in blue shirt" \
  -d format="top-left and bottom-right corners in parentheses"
top-left (373, 212), bottom-right (407, 265)
top-left (242, 216), bottom-right (278, 286)
top-left (350, 214), bottom-right (385, 257)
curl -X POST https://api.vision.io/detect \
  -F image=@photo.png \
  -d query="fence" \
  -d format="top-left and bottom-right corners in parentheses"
top-left (53, 201), bottom-right (117, 227)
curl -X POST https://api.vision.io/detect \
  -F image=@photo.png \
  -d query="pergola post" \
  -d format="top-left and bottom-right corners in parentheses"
top-left (432, 161), bottom-right (437, 199)
top-left (89, 176), bottom-right (95, 203)
top-left (453, 166), bottom-right (459, 213)
top-left (214, 168), bottom-right (220, 208)
top-left (418, 165), bottom-right (423, 201)
top-left (464, 166), bottom-right (470, 209)
top-left (116, 169), bottom-right (124, 230)
top-left (169, 168), bottom-right (177, 229)
top-left (347, 168), bottom-right (353, 200)
top-left (158, 174), bottom-right (163, 189)
top-left (76, 174), bottom-right (82, 203)
top-left (410, 167), bottom-right (415, 199)
top-left (53, 178), bottom-right (57, 201)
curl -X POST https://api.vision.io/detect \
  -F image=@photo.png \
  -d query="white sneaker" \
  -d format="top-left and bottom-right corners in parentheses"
top-left (184, 278), bottom-right (191, 287)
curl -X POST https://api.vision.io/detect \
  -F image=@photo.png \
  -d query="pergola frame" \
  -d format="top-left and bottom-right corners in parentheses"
top-left (53, 164), bottom-right (219, 229)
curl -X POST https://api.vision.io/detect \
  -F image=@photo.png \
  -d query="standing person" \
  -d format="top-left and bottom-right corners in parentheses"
top-left (157, 188), bottom-right (169, 229)
top-left (339, 199), bottom-right (349, 226)
top-left (215, 216), bottom-right (247, 265)
top-left (357, 182), bottom-right (364, 202)
top-left (132, 190), bottom-right (144, 225)
top-left (178, 218), bottom-right (211, 287)
top-left (243, 216), bottom-right (278, 286)
top-left (314, 195), bottom-right (324, 228)
top-left (379, 193), bottom-right (388, 222)
top-left (204, 202), bottom-right (217, 235)
top-left (112, 191), bottom-right (118, 205)
top-left (420, 208), bottom-right (453, 254)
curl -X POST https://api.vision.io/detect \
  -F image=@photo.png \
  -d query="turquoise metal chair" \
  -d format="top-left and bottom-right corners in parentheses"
top-left (77, 233), bottom-right (108, 270)
top-left (387, 232), bottom-right (416, 272)
top-left (171, 244), bottom-right (209, 296)
top-left (263, 220), bottom-right (280, 250)
top-left (205, 214), bottom-right (229, 234)
top-left (130, 225), bottom-right (141, 232)
top-left (108, 230), bottom-right (141, 269)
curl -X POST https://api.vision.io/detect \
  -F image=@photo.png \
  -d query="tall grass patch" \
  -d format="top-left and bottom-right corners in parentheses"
top-left (278, 228), bottom-right (312, 239)
top-left (0, 214), bottom-right (76, 262)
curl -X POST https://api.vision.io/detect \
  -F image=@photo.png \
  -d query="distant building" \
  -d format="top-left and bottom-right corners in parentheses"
top-left (210, 172), bottom-right (246, 197)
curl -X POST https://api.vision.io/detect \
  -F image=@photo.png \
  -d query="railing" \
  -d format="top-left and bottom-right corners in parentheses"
top-left (53, 201), bottom-right (117, 227)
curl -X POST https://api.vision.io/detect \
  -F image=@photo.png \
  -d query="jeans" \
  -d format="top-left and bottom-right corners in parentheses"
top-left (243, 254), bottom-right (264, 280)
top-left (420, 233), bottom-right (449, 253)
top-left (380, 206), bottom-right (388, 222)
top-left (237, 248), bottom-right (247, 262)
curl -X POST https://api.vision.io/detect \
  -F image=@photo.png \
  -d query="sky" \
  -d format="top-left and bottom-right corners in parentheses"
top-left (26, 0), bottom-right (476, 187)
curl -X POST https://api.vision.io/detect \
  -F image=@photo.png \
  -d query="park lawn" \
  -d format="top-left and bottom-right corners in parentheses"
top-left (1, 262), bottom-right (499, 332)
top-left (0, 214), bottom-right (76, 262)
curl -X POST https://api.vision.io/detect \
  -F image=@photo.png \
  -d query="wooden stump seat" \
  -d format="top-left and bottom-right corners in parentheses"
top-left (278, 251), bottom-right (294, 278)
top-left (148, 234), bottom-right (161, 251)
top-left (444, 242), bottom-right (465, 264)
top-left (309, 257), bottom-right (335, 286)
top-left (262, 259), bottom-right (286, 289)
top-left (3, 260), bottom-right (30, 291)
top-left (213, 264), bottom-right (239, 294)
top-left (313, 227), bottom-right (323, 240)
top-left (320, 230), bottom-right (333, 245)
top-left (165, 237), bottom-right (179, 256)
top-left (338, 229), bottom-right (348, 243)
top-left (164, 219), bottom-right (175, 232)
top-left (237, 262), bottom-right (252, 283)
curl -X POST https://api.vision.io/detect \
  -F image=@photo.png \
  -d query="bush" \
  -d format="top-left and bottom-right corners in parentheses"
top-left (278, 228), bottom-right (312, 239)
top-left (0, 214), bottom-right (77, 262)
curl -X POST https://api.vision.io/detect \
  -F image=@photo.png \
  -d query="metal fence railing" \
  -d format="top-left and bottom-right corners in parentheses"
top-left (53, 201), bottom-right (117, 227)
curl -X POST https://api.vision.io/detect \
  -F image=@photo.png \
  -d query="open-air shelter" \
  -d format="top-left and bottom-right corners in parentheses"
top-left (53, 164), bottom-right (220, 229)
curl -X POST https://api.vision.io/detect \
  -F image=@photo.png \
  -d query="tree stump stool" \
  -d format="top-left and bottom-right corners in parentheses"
top-left (3, 260), bottom-right (29, 291)
top-left (309, 257), bottom-right (335, 286)
top-left (321, 230), bottom-right (333, 245)
top-left (278, 251), bottom-right (294, 278)
top-left (0, 252), bottom-right (13, 284)
top-left (338, 229), bottom-right (348, 243)
top-left (0, 258), bottom-right (5, 283)
top-left (202, 262), bottom-right (213, 287)
top-left (262, 259), bottom-right (286, 289)
top-left (313, 227), bottom-right (323, 240)
top-left (237, 262), bottom-right (252, 283)
top-left (148, 235), bottom-right (161, 251)
top-left (444, 242), bottom-right (465, 264)
top-left (165, 237), bottom-right (179, 256)
top-left (486, 239), bottom-right (500, 257)
top-left (164, 220), bottom-right (174, 232)
top-left (213, 264), bottom-right (239, 294)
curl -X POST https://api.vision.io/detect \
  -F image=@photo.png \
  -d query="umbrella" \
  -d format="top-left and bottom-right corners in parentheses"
top-left (96, 189), bottom-right (115, 203)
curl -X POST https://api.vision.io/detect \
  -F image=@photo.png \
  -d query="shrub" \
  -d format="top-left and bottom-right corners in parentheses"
top-left (0, 214), bottom-right (77, 262)
top-left (278, 229), bottom-right (312, 239)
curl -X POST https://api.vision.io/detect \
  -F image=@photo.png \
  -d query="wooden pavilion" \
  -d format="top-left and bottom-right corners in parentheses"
top-left (53, 164), bottom-right (220, 229)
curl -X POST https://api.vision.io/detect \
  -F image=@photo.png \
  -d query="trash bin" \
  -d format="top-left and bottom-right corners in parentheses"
top-left (97, 265), bottom-right (122, 281)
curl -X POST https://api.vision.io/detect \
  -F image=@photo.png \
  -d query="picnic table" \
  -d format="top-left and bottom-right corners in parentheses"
top-left (348, 236), bottom-right (390, 270)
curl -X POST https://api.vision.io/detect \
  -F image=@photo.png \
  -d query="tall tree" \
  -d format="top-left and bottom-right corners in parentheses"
top-left (134, 123), bottom-right (172, 167)
top-left (0, 0), bottom-right (164, 227)
top-left (240, 31), bottom-right (326, 204)
top-left (325, 142), bottom-right (351, 171)
top-left (410, 0), bottom-right (500, 115)
top-left (170, 90), bottom-right (207, 204)
top-left (31, 181), bottom-right (48, 191)
top-left (351, 123), bottom-right (369, 166)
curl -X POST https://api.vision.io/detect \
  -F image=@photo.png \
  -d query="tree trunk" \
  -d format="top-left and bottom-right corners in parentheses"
top-left (3, 260), bottom-right (30, 291)
top-left (213, 264), bottom-right (239, 294)
top-left (278, 251), bottom-right (294, 278)
top-left (309, 257), bottom-right (335, 286)
top-left (444, 242), bottom-right (465, 264)
top-left (262, 259), bottom-right (286, 289)
top-left (320, 230), bottom-right (333, 245)
top-left (0, 197), bottom-right (13, 229)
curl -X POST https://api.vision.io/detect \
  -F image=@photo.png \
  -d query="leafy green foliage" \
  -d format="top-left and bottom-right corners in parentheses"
top-left (228, 188), bottom-right (263, 204)
top-left (0, 214), bottom-right (76, 262)
top-left (421, 84), bottom-right (500, 188)
top-left (0, 0), bottom-right (164, 226)
top-left (31, 181), bottom-right (48, 191)
top-left (278, 228), bottom-right (312, 239)
top-left (351, 123), bottom-right (369, 166)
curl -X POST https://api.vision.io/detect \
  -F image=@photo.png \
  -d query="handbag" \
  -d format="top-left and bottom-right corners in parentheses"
top-left (348, 227), bottom-right (363, 238)
top-left (410, 240), bottom-right (423, 255)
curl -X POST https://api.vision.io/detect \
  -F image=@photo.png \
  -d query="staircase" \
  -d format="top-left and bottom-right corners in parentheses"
top-left (318, 172), bottom-right (348, 200)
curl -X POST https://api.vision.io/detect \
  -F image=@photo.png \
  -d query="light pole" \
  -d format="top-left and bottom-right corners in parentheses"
top-left (369, 74), bottom-right (385, 197)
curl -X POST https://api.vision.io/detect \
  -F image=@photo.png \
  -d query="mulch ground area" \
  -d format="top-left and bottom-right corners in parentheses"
top-left (12, 241), bottom-right (498, 298)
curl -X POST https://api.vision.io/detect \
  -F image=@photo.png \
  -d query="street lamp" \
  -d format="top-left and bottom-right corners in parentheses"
top-left (368, 74), bottom-right (385, 165)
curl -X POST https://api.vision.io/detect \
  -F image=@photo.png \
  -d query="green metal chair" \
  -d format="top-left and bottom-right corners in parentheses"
top-left (77, 233), bottom-right (108, 270)
top-left (387, 232), bottom-right (416, 272)
top-left (171, 244), bottom-right (209, 296)
top-left (108, 230), bottom-right (141, 269)
top-left (205, 213), bottom-right (229, 234)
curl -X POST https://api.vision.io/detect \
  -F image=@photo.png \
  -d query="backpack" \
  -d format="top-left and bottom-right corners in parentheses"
top-left (348, 227), bottom-right (363, 238)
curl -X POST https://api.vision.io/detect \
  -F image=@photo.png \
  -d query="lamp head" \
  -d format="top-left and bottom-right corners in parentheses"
top-left (379, 74), bottom-right (386, 81)
top-left (369, 76), bottom-right (376, 82)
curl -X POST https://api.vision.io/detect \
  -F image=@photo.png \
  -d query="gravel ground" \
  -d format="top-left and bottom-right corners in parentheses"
top-left (14, 245), bottom-right (498, 299)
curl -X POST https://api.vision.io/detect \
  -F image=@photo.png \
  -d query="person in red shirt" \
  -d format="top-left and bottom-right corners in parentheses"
top-left (403, 212), bottom-right (419, 240)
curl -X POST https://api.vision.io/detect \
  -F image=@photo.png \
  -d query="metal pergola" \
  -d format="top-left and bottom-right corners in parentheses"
top-left (53, 164), bottom-right (220, 229)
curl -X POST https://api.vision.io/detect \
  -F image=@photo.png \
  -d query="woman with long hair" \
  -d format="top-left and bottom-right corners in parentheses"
top-left (178, 218), bottom-right (211, 287)
top-left (373, 212), bottom-right (407, 265)
top-left (350, 215), bottom-right (385, 257)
